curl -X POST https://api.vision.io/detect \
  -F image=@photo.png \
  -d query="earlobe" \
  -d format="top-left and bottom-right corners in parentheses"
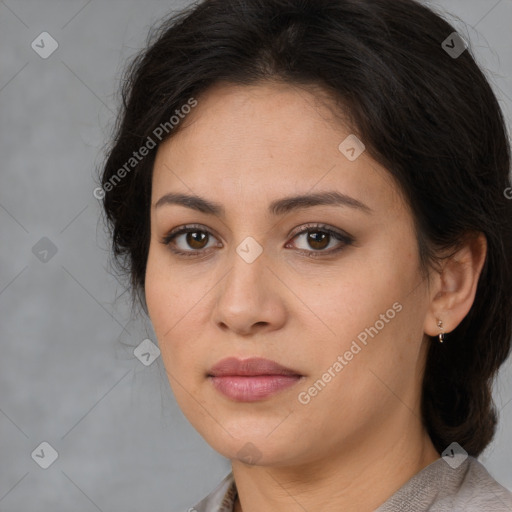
top-left (423, 233), bottom-right (487, 339)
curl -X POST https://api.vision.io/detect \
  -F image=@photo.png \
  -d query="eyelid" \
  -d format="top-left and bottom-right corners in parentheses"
top-left (160, 223), bottom-right (222, 256)
top-left (285, 223), bottom-right (355, 257)
top-left (160, 223), bottom-right (354, 257)
top-left (287, 223), bottom-right (354, 243)
top-left (161, 223), bottom-right (220, 244)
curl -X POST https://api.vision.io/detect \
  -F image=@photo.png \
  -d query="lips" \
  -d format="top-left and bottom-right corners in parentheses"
top-left (208, 357), bottom-right (302, 377)
top-left (207, 357), bottom-right (303, 402)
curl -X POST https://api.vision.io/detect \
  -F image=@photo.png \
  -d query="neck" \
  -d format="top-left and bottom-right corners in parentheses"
top-left (231, 422), bottom-right (439, 512)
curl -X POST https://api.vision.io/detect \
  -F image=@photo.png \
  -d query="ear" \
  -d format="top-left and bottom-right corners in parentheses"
top-left (423, 232), bottom-right (487, 337)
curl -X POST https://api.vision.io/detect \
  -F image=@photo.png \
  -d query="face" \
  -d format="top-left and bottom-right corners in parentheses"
top-left (145, 81), bottom-right (433, 468)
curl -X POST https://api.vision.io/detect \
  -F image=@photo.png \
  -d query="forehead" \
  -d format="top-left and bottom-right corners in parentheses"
top-left (151, 81), bottom-right (405, 216)
top-left (156, 81), bottom-right (344, 170)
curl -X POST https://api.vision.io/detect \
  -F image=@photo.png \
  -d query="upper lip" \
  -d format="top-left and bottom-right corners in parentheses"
top-left (208, 357), bottom-right (302, 377)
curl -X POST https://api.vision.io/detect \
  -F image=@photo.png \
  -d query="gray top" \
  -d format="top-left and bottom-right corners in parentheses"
top-left (182, 456), bottom-right (512, 511)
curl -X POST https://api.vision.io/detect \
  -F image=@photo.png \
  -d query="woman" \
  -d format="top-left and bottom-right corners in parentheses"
top-left (99, 0), bottom-right (512, 510)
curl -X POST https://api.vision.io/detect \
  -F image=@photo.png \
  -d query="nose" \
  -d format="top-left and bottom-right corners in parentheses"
top-left (212, 246), bottom-right (287, 336)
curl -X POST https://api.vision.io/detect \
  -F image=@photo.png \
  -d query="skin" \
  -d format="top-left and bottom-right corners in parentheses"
top-left (145, 81), bottom-right (487, 512)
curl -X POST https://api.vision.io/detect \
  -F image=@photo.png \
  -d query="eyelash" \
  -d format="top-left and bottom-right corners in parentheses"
top-left (160, 223), bottom-right (355, 259)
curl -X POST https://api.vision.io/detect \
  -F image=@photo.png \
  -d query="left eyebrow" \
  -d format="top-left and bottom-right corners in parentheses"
top-left (269, 191), bottom-right (373, 216)
top-left (154, 190), bottom-right (373, 216)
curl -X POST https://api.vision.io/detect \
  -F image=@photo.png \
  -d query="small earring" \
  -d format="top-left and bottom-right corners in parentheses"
top-left (437, 319), bottom-right (445, 343)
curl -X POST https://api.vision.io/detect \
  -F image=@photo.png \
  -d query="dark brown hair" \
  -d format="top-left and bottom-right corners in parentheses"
top-left (99, 0), bottom-right (512, 457)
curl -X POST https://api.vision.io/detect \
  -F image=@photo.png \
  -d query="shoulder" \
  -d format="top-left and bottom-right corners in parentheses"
top-left (436, 456), bottom-right (512, 511)
top-left (376, 455), bottom-right (512, 512)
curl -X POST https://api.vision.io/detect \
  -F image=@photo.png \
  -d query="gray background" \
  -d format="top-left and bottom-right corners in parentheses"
top-left (0, 1), bottom-right (511, 511)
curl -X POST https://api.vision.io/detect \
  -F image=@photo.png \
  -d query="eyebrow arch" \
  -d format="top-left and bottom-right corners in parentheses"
top-left (154, 191), bottom-right (372, 216)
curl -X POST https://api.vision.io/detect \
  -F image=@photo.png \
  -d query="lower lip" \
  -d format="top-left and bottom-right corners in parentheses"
top-left (209, 375), bottom-right (302, 402)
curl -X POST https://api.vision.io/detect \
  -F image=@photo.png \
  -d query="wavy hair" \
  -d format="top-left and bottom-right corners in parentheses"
top-left (99, 0), bottom-right (512, 457)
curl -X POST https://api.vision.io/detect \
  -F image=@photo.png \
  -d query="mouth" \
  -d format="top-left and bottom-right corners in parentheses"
top-left (207, 357), bottom-right (304, 402)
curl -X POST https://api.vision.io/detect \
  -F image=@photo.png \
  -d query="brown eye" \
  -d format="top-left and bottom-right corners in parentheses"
top-left (185, 230), bottom-right (209, 250)
top-left (162, 223), bottom-right (353, 259)
top-left (161, 225), bottom-right (220, 255)
top-left (306, 231), bottom-right (330, 250)
top-left (287, 224), bottom-right (355, 257)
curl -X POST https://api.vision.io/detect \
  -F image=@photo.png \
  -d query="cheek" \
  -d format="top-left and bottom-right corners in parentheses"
top-left (296, 246), bottom-right (423, 381)
top-left (145, 248), bottom-right (184, 349)
top-left (144, 247), bottom-right (210, 374)
top-left (297, 261), bottom-right (406, 340)
top-left (145, 251), bottom-right (170, 330)
top-left (145, 241), bottom-right (194, 321)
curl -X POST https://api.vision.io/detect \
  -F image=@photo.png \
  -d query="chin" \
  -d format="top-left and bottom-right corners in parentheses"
top-left (200, 422), bottom-right (308, 467)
